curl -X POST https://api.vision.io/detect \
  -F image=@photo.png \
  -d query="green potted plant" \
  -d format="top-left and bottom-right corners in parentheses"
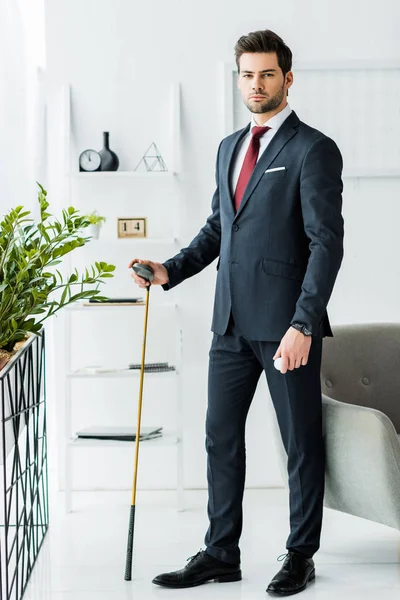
top-left (85, 210), bottom-right (106, 239)
top-left (0, 183), bottom-right (115, 370)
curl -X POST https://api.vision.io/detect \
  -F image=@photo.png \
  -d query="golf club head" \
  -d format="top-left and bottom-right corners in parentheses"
top-left (132, 262), bottom-right (155, 284)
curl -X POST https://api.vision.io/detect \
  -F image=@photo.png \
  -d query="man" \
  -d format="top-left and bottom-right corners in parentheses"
top-left (129, 29), bottom-right (344, 596)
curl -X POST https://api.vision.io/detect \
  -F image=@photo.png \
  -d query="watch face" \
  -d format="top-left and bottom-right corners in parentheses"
top-left (79, 149), bottom-right (101, 172)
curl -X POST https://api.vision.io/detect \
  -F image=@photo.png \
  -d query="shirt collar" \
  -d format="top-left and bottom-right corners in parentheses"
top-left (250, 102), bottom-right (292, 131)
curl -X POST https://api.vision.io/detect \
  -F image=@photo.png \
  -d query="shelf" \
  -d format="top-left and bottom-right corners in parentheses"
top-left (342, 169), bottom-right (400, 178)
top-left (68, 434), bottom-right (179, 447)
top-left (65, 301), bottom-right (178, 311)
top-left (87, 237), bottom-right (180, 244)
top-left (71, 171), bottom-right (177, 179)
top-left (67, 368), bottom-right (178, 378)
top-left (73, 167), bottom-right (400, 180)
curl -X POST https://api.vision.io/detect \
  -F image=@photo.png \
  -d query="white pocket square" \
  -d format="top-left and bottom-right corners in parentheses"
top-left (265, 166), bottom-right (286, 173)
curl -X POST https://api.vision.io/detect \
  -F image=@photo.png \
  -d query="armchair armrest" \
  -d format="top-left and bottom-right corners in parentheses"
top-left (322, 394), bottom-right (400, 528)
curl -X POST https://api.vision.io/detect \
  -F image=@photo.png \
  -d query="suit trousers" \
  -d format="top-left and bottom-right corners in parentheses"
top-left (204, 310), bottom-right (325, 564)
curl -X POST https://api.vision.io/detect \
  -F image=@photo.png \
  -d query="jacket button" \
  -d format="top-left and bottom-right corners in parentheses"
top-left (361, 377), bottom-right (370, 385)
top-left (232, 224), bottom-right (239, 231)
top-left (325, 379), bottom-right (332, 388)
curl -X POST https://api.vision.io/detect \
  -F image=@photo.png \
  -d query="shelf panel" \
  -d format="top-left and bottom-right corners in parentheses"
top-left (342, 169), bottom-right (400, 178)
top-left (67, 369), bottom-right (178, 378)
top-left (85, 237), bottom-right (180, 244)
top-left (68, 434), bottom-right (179, 447)
top-left (71, 171), bottom-right (177, 179)
top-left (66, 301), bottom-right (178, 311)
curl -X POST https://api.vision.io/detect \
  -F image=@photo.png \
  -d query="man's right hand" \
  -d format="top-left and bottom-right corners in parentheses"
top-left (128, 258), bottom-right (169, 288)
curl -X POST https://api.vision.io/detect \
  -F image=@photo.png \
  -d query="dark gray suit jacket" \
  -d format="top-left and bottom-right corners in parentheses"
top-left (162, 110), bottom-right (344, 341)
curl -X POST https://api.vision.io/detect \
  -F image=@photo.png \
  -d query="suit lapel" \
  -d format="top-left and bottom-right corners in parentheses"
top-left (233, 111), bottom-right (300, 221)
top-left (223, 124), bottom-right (250, 220)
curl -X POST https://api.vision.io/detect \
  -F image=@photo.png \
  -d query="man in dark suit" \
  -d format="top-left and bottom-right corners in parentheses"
top-left (130, 28), bottom-right (344, 596)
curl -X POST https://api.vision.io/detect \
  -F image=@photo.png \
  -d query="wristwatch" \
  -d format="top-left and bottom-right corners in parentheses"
top-left (291, 322), bottom-right (313, 336)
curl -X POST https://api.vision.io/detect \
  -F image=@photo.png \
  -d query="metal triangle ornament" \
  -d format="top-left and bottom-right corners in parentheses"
top-left (134, 142), bottom-right (168, 172)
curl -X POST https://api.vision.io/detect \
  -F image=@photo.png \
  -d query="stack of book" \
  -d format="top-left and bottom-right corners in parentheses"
top-left (128, 362), bottom-right (176, 372)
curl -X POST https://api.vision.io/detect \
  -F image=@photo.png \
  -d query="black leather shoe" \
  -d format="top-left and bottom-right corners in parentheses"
top-left (152, 549), bottom-right (242, 588)
top-left (266, 551), bottom-right (315, 596)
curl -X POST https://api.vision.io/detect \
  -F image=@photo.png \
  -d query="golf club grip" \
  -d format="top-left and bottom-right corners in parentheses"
top-left (124, 504), bottom-right (136, 580)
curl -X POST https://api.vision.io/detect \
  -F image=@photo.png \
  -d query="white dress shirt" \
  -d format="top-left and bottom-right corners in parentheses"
top-left (231, 103), bottom-right (293, 195)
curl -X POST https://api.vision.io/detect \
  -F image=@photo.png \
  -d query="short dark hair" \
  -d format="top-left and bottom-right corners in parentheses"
top-left (234, 29), bottom-right (292, 76)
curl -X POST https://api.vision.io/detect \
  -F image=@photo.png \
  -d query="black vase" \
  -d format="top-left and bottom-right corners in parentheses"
top-left (99, 131), bottom-right (119, 171)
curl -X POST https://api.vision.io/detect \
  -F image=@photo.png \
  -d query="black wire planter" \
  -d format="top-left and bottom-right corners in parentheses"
top-left (0, 332), bottom-right (49, 600)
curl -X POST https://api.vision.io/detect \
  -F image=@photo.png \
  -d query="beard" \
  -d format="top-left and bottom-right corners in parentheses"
top-left (245, 84), bottom-right (285, 114)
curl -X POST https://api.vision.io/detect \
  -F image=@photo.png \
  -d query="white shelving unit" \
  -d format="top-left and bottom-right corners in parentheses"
top-left (58, 82), bottom-right (184, 512)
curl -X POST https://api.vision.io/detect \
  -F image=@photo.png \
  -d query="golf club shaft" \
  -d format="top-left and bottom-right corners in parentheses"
top-left (124, 284), bottom-right (151, 581)
top-left (132, 284), bottom-right (150, 505)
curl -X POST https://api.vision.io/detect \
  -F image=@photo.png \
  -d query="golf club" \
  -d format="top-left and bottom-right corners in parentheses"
top-left (124, 262), bottom-right (154, 581)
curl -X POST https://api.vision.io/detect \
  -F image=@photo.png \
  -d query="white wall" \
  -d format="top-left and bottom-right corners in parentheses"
top-left (44, 0), bottom-right (400, 493)
top-left (0, 1), bottom-right (30, 213)
top-left (0, 0), bottom-right (46, 217)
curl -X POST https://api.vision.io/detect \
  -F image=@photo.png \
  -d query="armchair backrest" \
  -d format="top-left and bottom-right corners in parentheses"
top-left (321, 323), bottom-right (400, 433)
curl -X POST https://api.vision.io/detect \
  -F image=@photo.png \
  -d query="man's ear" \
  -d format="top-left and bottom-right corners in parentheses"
top-left (285, 71), bottom-right (294, 89)
top-left (285, 71), bottom-right (293, 97)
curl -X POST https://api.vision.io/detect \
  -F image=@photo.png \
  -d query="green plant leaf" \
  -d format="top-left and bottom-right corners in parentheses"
top-left (0, 183), bottom-right (115, 350)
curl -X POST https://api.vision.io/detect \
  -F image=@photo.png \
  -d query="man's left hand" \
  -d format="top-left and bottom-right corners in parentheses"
top-left (273, 327), bottom-right (312, 374)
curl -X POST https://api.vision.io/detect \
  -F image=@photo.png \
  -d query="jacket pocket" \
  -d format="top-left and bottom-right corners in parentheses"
top-left (262, 258), bottom-right (306, 281)
top-left (262, 168), bottom-right (287, 180)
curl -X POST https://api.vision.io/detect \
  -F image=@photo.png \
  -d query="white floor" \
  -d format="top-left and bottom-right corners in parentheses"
top-left (23, 486), bottom-right (400, 600)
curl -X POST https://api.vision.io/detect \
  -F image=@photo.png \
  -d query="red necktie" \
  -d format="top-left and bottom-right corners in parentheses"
top-left (234, 125), bottom-right (271, 212)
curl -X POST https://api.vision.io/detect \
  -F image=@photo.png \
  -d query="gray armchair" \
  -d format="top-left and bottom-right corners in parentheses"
top-left (272, 323), bottom-right (400, 529)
